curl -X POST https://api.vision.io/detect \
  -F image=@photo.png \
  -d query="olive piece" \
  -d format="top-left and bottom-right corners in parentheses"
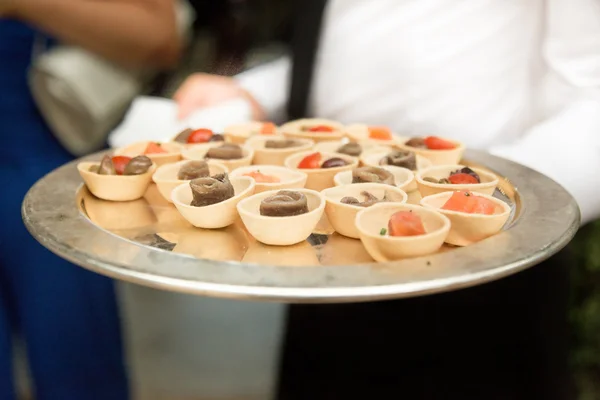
top-left (321, 157), bottom-right (349, 169)
top-left (189, 173), bottom-right (234, 207)
top-left (178, 160), bottom-right (210, 181)
top-left (404, 137), bottom-right (428, 149)
top-left (422, 177), bottom-right (439, 184)
top-left (205, 143), bottom-right (243, 160)
top-left (97, 155), bottom-right (116, 175)
top-left (208, 134), bottom-right (225, 142)
top-left (123, 155), bottom-right (153, 176)
top-left (352, 166), bottom-right (395, 185)
top-left (450, 167), bottom-right (481, 183)
top-left (264, 139), bottom-right (300, 149)
top-left (340, 191), bottom-right (387, 207)
top-left (259, 190), bottom-right (309, 217)
top-left (379, 150), bottom-right (417, 170)
top-left (336, 143), bottom-right (362, 157)
top-left (340, 196), bottom-right (360, 205)
top-left (173, 128), bottom-right (192, 143)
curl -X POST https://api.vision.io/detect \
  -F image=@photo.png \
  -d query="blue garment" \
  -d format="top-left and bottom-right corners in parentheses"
top-left (0, 21), bottom-right (129, 400)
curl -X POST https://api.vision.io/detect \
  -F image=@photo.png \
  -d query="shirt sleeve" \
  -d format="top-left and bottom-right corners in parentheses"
top-left (489, 0), bottom-right (600, 225)
top-left (234, 56), bottom-right (292, 123)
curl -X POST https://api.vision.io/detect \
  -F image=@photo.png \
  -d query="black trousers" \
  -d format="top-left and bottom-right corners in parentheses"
top-left (276, 248), bottom-right (573, 400)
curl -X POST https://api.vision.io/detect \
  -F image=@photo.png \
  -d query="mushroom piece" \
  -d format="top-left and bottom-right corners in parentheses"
top-left (264, 139), bottom-right (300, 149)
top-left (123, 155), bottom-right (153, 176)
top-left (340, 191), bottom-right (387, 207)
top-left (352, 166), bottom-right (395, 185)
top-left (336, 143), bottom-right (362, 157)
top-left (379, 150), bottom-right (417, 170)
top-left (92, 155), bottom-right (116, 175)
top-left (321, 157), bottom-right (349, 168)
top-left (259, 190), bottom-right (309, 217)
top-left (404, 137), bottom-right (428, 149)
top-left (450, 167), bottom-right (481, 183)
top-left (208, 134), bottom-right (225, 142)
top-left (189, 173), bottom-right (235, 207)
top-left (205, 143), bottom-right (243, 160)
top-left (173, 128), bottom-right (193, 143)
top-left (177, 160), bottom-right (210, 181)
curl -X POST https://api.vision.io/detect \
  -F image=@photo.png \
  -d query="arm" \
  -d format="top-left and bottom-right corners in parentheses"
top-left (489, 0), bottom-right (600, 225)
top-left (11, 0), bottom-right (181, 68)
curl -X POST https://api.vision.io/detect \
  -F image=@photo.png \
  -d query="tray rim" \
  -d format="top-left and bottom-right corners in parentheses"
top-left (22, 149), bottom-right (580, 303)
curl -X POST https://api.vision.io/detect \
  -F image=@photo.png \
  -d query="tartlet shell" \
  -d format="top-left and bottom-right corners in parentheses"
top-left (415, 164), bottom-right (499, 198)
top-left (77, 161), bottom-right (157, 202)
top-left (152, 160), bottom-right (228, 203)
top-left (229, 165), bottom-right (308, 193)
top-left (284, 151), bottom-right (359, 192)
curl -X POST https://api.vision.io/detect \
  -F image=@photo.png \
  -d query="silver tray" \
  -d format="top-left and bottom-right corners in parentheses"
top-left (22, 150), bottom-right (579, 303)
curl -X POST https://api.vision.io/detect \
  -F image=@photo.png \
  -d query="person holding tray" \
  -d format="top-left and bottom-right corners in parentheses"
top-left (0, 2), bottom-right (181, 399)
top-left (173, 1), bottom-right (600, 399)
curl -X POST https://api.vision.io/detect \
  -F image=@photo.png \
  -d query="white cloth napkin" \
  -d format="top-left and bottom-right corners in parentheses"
top-left (107, 96), bottom-right (253, 148)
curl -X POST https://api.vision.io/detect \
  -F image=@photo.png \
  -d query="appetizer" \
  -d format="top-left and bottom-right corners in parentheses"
top-left (224, 121), bottom-right (278, 144)
top-left (416, 164), bottom-right (499, 198)
top-left (440, 190), bottom-right (496, 215)
top-left (189, 173), bottom-right (234, 207)
top-left (352, 166), bottom-right (395, 185)
top-left (153, 160), bottom-right (228, 203)
top-left (397, 135), bottom-right (464, 165)
top-left (89, 155), bottom-right (152, 176)
top-left (336, 142), bottom-right (362, 157)
top-left (345, 124), bottom-right (395, 142)
top-left (205, 143), bottom-right (244, 160)
top-left (280, 118), bottom-right (344, 143)
top-left (379, 150), bottom-right (417, 170)
top-left (174, 128), bottom-right (225, 144)
top-left (177, 160), bottom-right (210, 181)
top-left (385, 210), bottom-right (426, 237)
top-left (422, 167), bottom-right (481, 185)
top-left (404, 136), bottom-right (457, 150)
top-left (259, 190), bottom-right (309, 217)
top-left (113, 140), bottom-right (183, 166)
top-left (297, 152), bottom-right (350, 169)
top-left (264, 139), bottom-right (302, 149)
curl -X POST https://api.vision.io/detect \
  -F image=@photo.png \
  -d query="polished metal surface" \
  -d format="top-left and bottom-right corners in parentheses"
top-left (22, 150), bottom-right (580, 303)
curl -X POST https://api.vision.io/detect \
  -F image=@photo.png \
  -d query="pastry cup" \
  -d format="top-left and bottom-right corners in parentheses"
top-left (223, 121), bottom-right (280, 144)
top-left (420, 191), bottom-right (511, 246)
top-left (284, 151), bottom-right (359, 191)
top-left (322, 183), bottom-right (408, 239)
top-left (77, 161), bottom-right (157, 202)
top-left (236, 188), bottom-right (326, 246)
top-left (355, 203), bottom-right (450, 261)
top-left (416, 164), bottom-right (499, 198)
top-left (229, 165), bottom-right (307, 193)
top-left (344, 123), bottom-right (404, 146)
top-left (395, 137), bottom-right (465, 165)
top-left (333, 165), bottom-right (414, 193)
top-left (113, 141), bottom-right (183, 167)
top-left (246, 136), bottom-right (314, 166)
top-left (280, 118), bottom-right (345, 143)
top-left (181, 142), bottom-right (254, 171)
top-left (152, 160), bottom-right (228, 203)
top-left (171, 176), bottom-right (255, 229)
top-left (360, 151), bottom-right (432, 192)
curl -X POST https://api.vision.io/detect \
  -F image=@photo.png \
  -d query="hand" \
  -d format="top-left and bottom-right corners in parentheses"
top-left (173, 73), bottom-right (265, 120)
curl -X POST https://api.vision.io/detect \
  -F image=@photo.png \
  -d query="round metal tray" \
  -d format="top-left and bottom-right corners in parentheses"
top-left (22, 150), bottom-right (579, 303)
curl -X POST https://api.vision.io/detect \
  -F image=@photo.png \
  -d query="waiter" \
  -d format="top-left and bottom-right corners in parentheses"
top-left (174, 1), bottom-right (600, 398)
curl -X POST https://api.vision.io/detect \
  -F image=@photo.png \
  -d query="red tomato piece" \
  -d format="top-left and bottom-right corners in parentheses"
top-left (469, 197), bottom-right (496, 215)
top-left (298, 152), bottom-right (322, 169)
top-left (111, 156), bottom-right (132, 175)
top-left (144, 142), bottom-right (167, 154)
top-left (243, 171), bottom-right (281, 183)
top-left (424, 136), bottom-right (457, 150)
top-left (448, 173), bottom-right (479, 185)
top-left (388, 211), bottom-right (426, 237)
top-left (260, 122), bottom-right (277, 135)
top-left (308, 125), bottom-right (334, 133)
top-left (441, 191), bottom-right (496, 215)
top-left (368, 126), bottom-right (393, 140)
top-left (187, 128), bottom-right (214, 144)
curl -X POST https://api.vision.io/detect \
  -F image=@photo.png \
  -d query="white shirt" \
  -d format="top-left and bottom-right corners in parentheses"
top-left (236, 0), bottom-right (600, 224)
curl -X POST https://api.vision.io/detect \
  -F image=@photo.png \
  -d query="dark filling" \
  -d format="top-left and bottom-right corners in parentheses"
top-left (205, 143), bottom-right (243, 160)
top-left (352, 166), bottom-right (395, 185)
top-left (321, 157), bottom-right (349, 168)
top-left (340, 191), bottom-right (387, 207)
top-left (189, 173), bottom-right (235, 207)
top-left (208, 134), bottom-right (225, 142)
top-left (259, 190), bottom-right (309, 217)
top-left (178, 160), bottom-right (210, 180)
top-left (94, 155), bottom-right (116, 175)
top-left (424, 167), bottom-right (481, 184)
top-left (336, 143), bottom-right (362, 157)
top-left (379, 150), bottom-right (417, 170)
top-left (124, 155), bottom-right (153, 175)
top-left (404, 137), bottom-right (428, 149)
top-left (173, 128), bottom-right (192, 143)
top-left (265, 139), bottom-right (301, 149)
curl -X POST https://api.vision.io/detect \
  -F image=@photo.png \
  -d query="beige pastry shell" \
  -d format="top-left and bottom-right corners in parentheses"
top-left (223, 121), bottom-right (280, 144)
top-left (355, 203), bottom-right (450, 261)
top-left (344, 123), bottom-right (405, 146)
top-left (284, 151), bottom-right (359, 191)
top-left (333, 165), bottom-right (414, 193)
top-left (395, 137), bottom-right (465, 165)
top-left (181, 142), bottom-right (254, 171)
top-left (360, 151), bottom-right (432, 192)
top-left (416, 164), bottom-right (499, 197)
top-left (77, 161), bottom-right (157, 202)
top-left (420, 191), bottom-right (511, 246)
top-left (152, 160), bottom-right (229, 203)
top-left (246, 136), bottom-right (314, 166)
top-left (113, 141), bottom-right (183, 166)
top-left (322, 183), bottom-right (408, 239)
top-left (236, 188), bottom-right (326, 246)
top-left (229, 165), bottom-right (308, 193)
top-left (171, 176), bottom-right (256, 229)
top-left (280, 118), bottom-right (345, 143)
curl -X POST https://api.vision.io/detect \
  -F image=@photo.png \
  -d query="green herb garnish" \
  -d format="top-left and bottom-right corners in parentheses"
top-left (380, 228), bottom-right (387, 236)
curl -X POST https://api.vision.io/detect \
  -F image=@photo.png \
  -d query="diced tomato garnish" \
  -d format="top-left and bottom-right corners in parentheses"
top-left (469, 197), bottom-right (496, 215)
top-left (308, 125), bottom-right (334, 133)
top-left (298, 152), bottom-right (322, 169)
top-left (144, 142), bottom-right (166, 154)
top-left (448, 173), bottom-right (478, 184)
top-left (424, 136), bottom-right (457, 150)
top-left (441, 191), bottom-right (496, 215)
top-left (260, 122), bottom-right (277, 135)
top-left (243, 171), bottom-right (281, 183)
top-left (368, 126), bottom-right (393, 140)
top-left (111, 156), bottom-right (132, 175)
top-left (187, 128), bottom-right (214, 144)
top-left (388, 211), bottom-right (426, 237)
